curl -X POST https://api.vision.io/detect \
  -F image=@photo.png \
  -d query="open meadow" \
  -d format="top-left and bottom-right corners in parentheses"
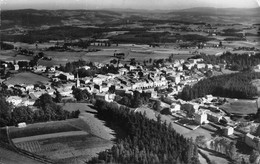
top-left (9, 116), bottom-right (114, 164)
top-left (220, 99), bottom-right (257, 115)
top-left (4, 72), bottom-right (49, 85)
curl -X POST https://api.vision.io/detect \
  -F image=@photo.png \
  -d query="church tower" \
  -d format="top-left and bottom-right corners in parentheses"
top-left (76, 73), bottom-right (80, 88)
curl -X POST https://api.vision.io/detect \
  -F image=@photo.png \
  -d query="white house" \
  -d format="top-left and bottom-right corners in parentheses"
top-left (14, 64), bottom-right (19, 71)
top-left (95, 93), bottom-right (115, 102)
top-left (223, 126), bottom-right (234, 136)
top-left (34, 65), bottom-right (46, 72)
top-left (60, 72), bottom-right (75, 80)
top-left (170, 103), bottom-right (181, 113)
top-left (194, 110), bottom-right (208, 125)
top-left (18, 122), bottom-right (27, 128)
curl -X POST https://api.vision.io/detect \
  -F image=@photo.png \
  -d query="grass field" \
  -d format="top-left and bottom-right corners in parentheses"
top-left (9, 119), bottom-right (85, 139)
top-left (220, 99), bottom-right (257, 115)
top-left (0, 147), bottom-right (43, 164)
top-left (4, 72), bottom-right (49, 85)
top-left (59, 103), bottom-right (97, 113)
top-left (9, 117), bottom-right (113, 164)
top-left (199, 148), bottom-right (229, 164)
top-left (60, 102), bottom-right (116, 140)
top-left (14, 134), bottom-right (112, 164)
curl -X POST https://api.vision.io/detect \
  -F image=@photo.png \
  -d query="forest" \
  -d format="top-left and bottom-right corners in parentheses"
top-left (88, 99), bottom-right (200, 164)
top-left (0, 93), bottom-right (80, 127)
top-left (190, 52), bottom-right (260, 71)
top-left (180, 72), bottom-right (260, 101)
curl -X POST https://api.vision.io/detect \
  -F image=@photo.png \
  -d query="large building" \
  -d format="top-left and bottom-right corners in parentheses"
top-left (194, 110), bottom-right (208, 125)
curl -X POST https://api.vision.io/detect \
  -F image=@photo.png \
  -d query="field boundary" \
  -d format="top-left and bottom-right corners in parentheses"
top-left (5, 126), bottom-right (54, 164)
top-left (12, 130), bottom-right (88, 143)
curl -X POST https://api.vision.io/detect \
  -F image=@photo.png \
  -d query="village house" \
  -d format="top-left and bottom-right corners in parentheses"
top-left (170, 103), bottom-right (181, 113)
top-left (118, 68), bottom-right (128, 75)
top-left (34, 65), bottom-right (47, 72)
top-left (94, 84), bottom-right (109, 93)
top-left (14, 64), bottom-right (19, 71)
top-left (6, 96), bottom-right (23, 106)
top-left (24, 84), bottom-right (34, 91)
top-left (21, 99), bottom-right (35, 106)
top-left (245, 133), bottom-right (260, 151)
top-left (80, 66), bottom-right (91, 70)
top-left (194, 110), bottom-right (208, 125)
top-left (95, 93), bottom-right (115, 102)
top-left (61, 72), bottom-right (75, 81)
top-left (206, 111), bottom-right (223, 123)
top-left (223, 126), bottom-right (234, 136)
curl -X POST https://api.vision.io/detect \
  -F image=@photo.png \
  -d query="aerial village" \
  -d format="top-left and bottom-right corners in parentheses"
top-left (2, 46), bottom-right (260, 158)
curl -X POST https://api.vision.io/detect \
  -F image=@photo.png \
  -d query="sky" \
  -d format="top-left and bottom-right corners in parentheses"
top-left (1, 0), bottom-right (259, 10)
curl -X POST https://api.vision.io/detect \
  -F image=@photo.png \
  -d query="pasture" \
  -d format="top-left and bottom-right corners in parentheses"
top-left (4, 72), bottom-right (49, 85)
top-left (39, 44), bottom-right (194, 66)
top-left (0, 146), bottom-right (42, 164)
top-left (9, 118), bottom-right (113, 164)
top-left (14, 134), bottom-right (112, 164)
top-left (220, 99), bottom-right (257, 115)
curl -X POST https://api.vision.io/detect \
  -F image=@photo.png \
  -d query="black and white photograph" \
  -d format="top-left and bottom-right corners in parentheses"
top-left (0, 0), bottom-right (260, 163)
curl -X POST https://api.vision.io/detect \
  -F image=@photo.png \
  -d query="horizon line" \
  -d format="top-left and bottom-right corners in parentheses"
top-left (2, 6), bottom-right (259, 11)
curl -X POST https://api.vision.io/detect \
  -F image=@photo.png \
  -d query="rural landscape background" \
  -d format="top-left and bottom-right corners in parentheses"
top-left (0, 0), bottom-right (260, 164)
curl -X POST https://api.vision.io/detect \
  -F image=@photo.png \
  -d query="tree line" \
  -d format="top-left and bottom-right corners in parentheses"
top-left (0, 93), bottom-right (79, 127)
top-left (88, 99), bottom-right (200, 164)
top-left (190, 52), bottom-right (260, 71)
top-left (180, 72), bottom-right (260, 100)
top-left (115, 90), bottom-right (152, 108)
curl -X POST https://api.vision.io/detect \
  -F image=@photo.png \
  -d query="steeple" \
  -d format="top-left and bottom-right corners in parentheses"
top-left (76, 73), bottom-right (80, 88)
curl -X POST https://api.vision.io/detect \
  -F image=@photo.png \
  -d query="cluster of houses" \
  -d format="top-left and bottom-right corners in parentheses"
top-left (2, 57), bottom-right (219, 107)
top-left (2, 53), bottom-right (260, 153)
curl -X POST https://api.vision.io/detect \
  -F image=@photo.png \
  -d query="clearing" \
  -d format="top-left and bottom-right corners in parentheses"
top-left (220, 99), bottom-right (257, 115)
top-left (4, 72), bottom-right (49, 85)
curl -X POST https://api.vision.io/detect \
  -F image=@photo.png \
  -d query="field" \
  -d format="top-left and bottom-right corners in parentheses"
top-left (199, 148), bottom-right (230, 164)
top-left (9, 116), bottom-right (114, 164)
top-left (14, 134), bottom-right (112, 164)
top-left (59, 103), bottom-right (97, 113)
top-left (220, 99), bottom-right (257, 115)
top-left (0, 146), bottom-right (43, 164)
top-left (9, 119), bottom-right (86, 139)
top-left (0, 50), bottom-right (33, 61)
top-left (4, 72), bottom-right (49, 85)
top-left (39, 45), bottom-right (193, 66)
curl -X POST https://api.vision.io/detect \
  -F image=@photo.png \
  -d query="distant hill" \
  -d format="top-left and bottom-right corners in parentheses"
top-left (1, 8), bottom-right (260, 30)
top-left (1, 9), bottom-right (123, 29)
top-left (169, 7), bottom-right (260, 16)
